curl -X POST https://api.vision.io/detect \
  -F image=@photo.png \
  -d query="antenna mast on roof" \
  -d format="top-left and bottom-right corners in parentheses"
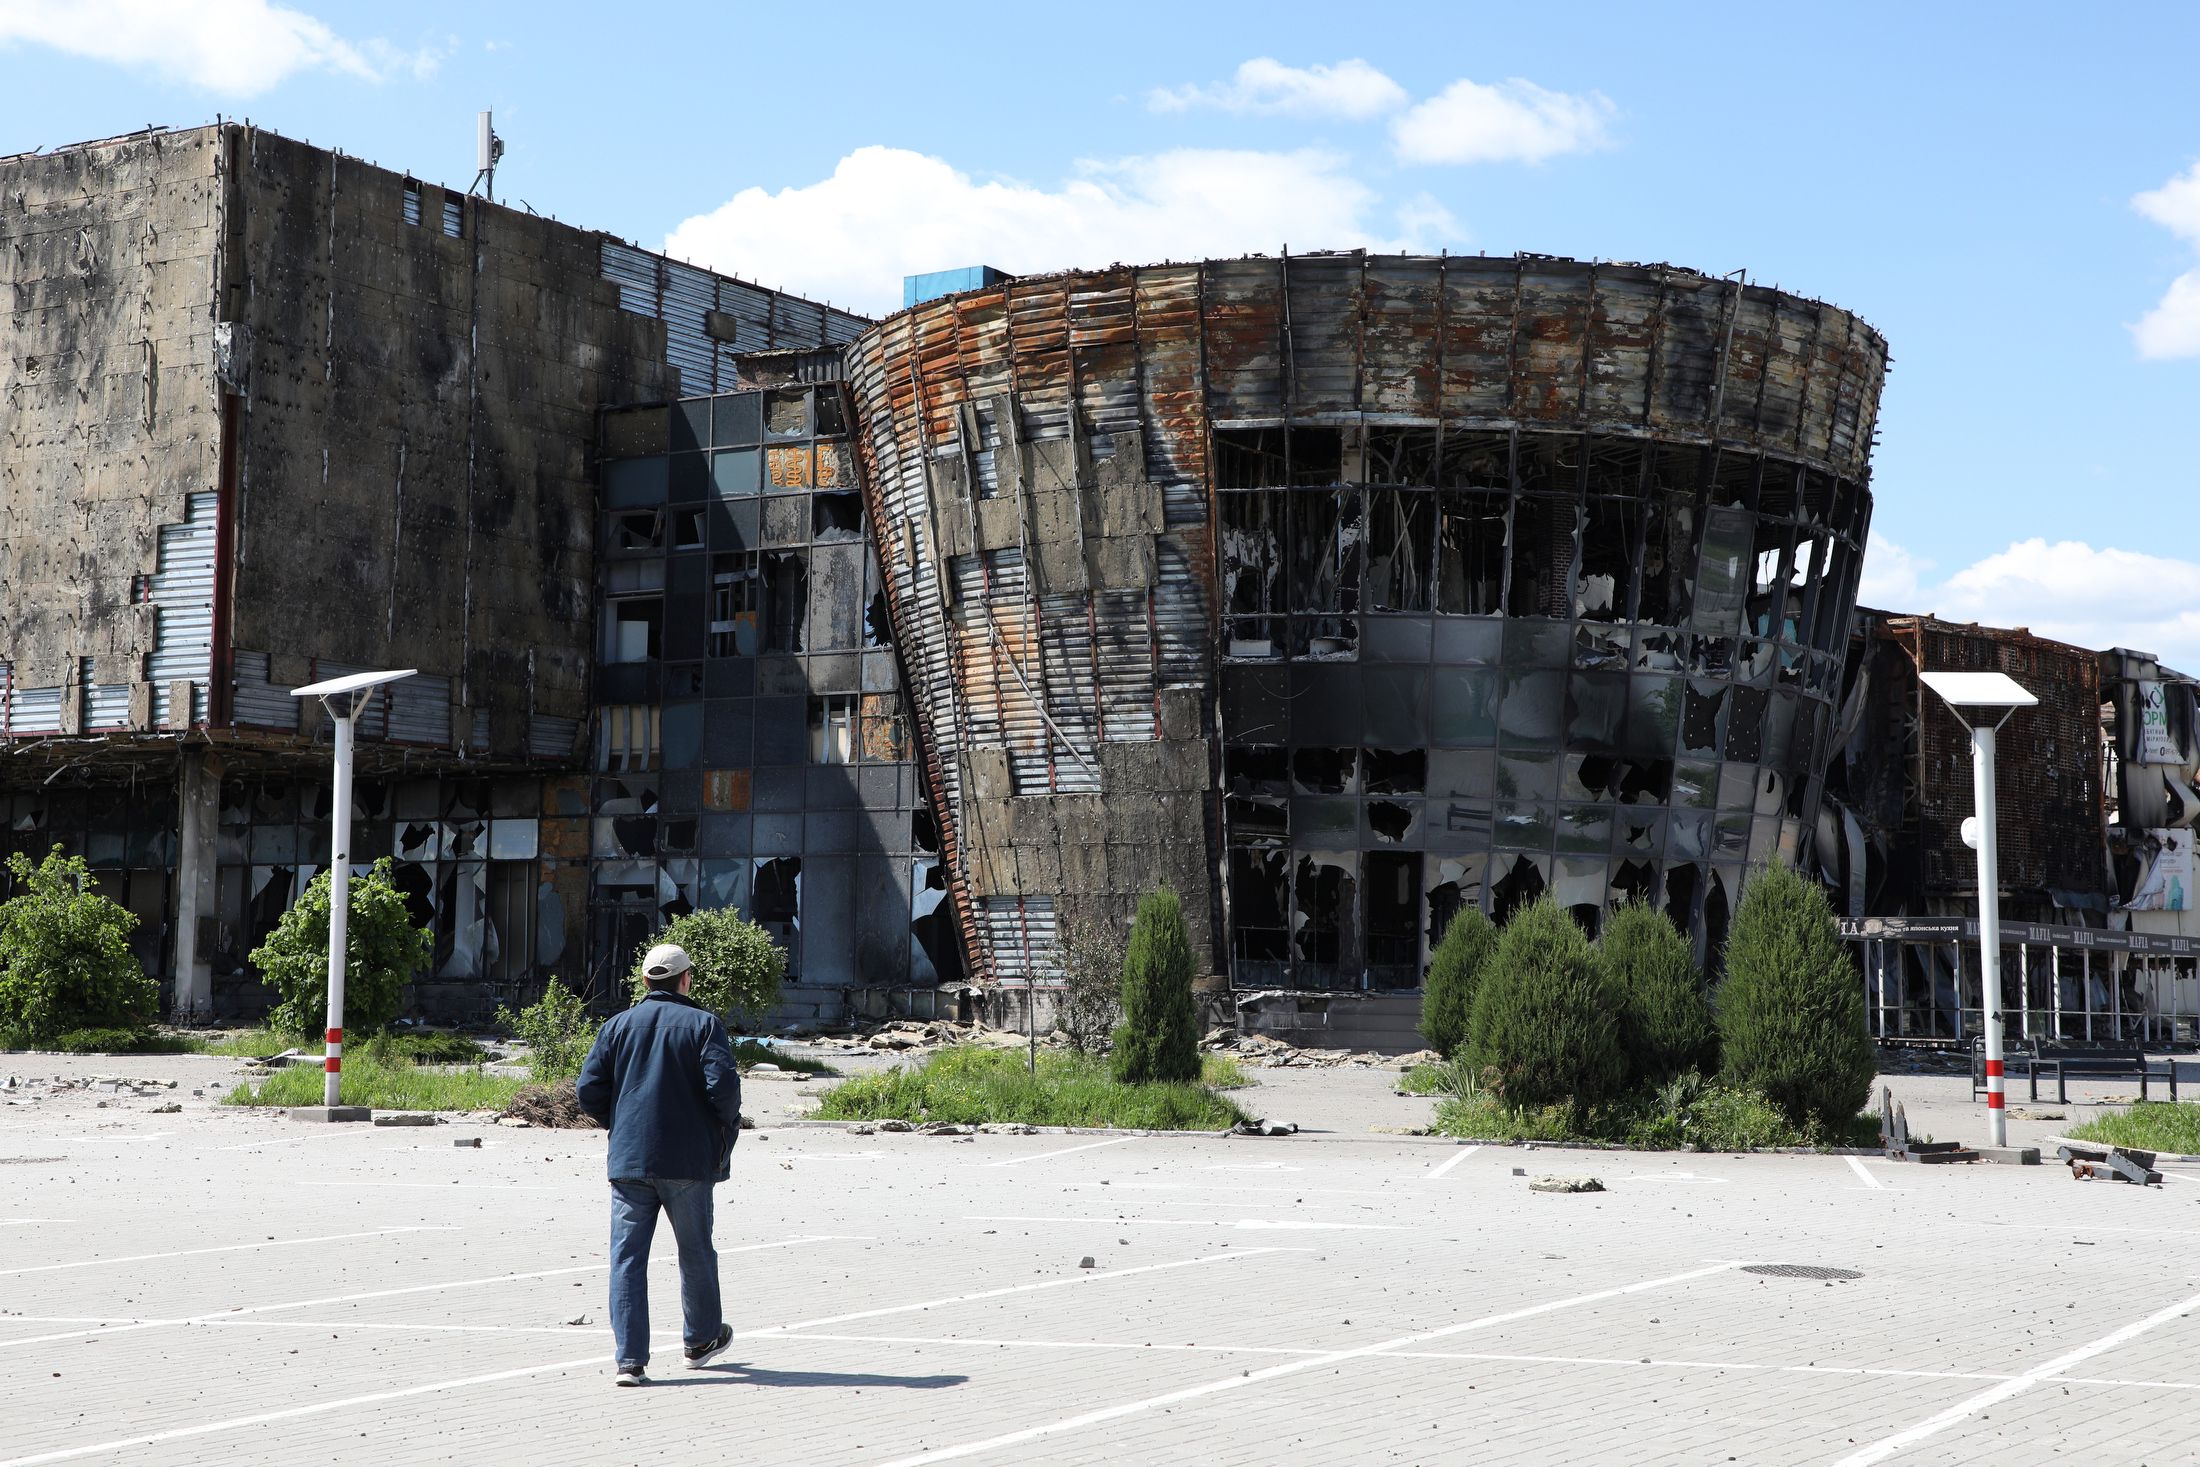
top-left (470, 111), bottom-right (504, 201)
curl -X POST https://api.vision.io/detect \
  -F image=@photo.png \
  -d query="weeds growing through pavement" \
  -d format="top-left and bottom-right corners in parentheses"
top-left (814, 1045), bottom-right (1249, 1130)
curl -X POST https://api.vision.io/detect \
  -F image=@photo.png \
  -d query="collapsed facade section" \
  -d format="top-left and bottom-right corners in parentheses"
top-left (846, 253), bottom-right (1889, 989)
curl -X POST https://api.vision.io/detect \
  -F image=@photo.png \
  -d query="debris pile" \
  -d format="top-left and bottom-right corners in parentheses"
top-left (501, 1081), bottom-right (601, 1130)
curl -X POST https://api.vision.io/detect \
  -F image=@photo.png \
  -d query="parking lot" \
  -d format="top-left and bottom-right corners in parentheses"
top-left (4, 1055), bottom-right (2200, 1466)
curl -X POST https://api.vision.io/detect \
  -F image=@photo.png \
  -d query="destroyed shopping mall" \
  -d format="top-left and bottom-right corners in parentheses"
top-left (2, 122), bottom-right (2191, 1046)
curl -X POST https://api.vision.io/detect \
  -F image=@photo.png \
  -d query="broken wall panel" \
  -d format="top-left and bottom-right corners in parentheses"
top-left (848, 251), bottom-right (1887, 986)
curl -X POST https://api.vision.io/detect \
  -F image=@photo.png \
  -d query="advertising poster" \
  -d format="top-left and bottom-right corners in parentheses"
top-left (2138, 679), bottom-right (2180, 765)
top-left (2128, 828), bottom-right (2193, 912)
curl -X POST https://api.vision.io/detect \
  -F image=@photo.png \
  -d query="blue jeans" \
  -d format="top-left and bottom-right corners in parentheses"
top-left (609, 1178), bottom-right (722, 1370)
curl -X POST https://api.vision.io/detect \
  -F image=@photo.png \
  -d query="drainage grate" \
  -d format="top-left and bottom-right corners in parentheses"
top-left (1743, 1264), bottom-right (1862, 1280)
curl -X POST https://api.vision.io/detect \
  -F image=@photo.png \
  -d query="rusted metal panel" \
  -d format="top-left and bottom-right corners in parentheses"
top-left (1360, 256), bottom-right (1443, 419)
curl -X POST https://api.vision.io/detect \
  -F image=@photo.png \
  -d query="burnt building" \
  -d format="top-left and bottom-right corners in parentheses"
top-left (0, 124), bottom-right (867, 1020)
top-left (846, 254), bottom-right (1890, 1000)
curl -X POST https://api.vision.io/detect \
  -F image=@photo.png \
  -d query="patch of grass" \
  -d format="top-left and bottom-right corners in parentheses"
top-left (732, 1039), bottom-right (835, 1076)
top-left (1200, 1054), bottom-right (1251, 1089)
top-left (2067, 1103), bottom-right (2200, 1154)
top-left (175, 1029), bottom-right (292, 1058)
top-left (813, 1045), bottom-right (1249, 1131)
top-left (1434, 1073), bottom-right (1876, 1151)
top-left (1397, 1062), bottom-right (1462, 1097)
top-left (222, 1052), bottom-right (526, 1112)
top-left (356, 1032), bottom-right (488, 1066)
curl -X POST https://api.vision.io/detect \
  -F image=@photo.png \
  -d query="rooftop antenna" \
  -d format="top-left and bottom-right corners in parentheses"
top-left (470, 110), bottom-right (504, 201)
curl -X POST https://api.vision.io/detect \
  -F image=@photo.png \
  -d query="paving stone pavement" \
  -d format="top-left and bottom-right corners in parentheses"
top-left (3, 1055), bottom-right (2199, 1465)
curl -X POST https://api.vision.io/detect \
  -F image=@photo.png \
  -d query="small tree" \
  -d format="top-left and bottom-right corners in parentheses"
top-left (1111, 886), bottom-right (1200, 1084)
top-left (630, 906), bottom-right (785, 1027)
top-left (1599, 900), bottom-right (1717, 1087)
top-left (1464, 898), bottom-right (1625, 1110)
top-left (253, 859), bottom-right (431, 1039)
top-left (1055, 914), bottom-right (1125, 1056)
top-left (0, 847), bottom-right (157, 1046)
top-left (1718, 863), bottom-right (1876, 1132)
top-left (496, 977), bottom-right (599, 1082)
top-left (1418, 905), bottom-right (1497, 1059)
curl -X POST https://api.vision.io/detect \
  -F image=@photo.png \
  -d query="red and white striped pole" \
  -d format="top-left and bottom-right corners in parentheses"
top-left (322, 707), bottom-right (355, 1109)
top-left (1970, 723), bottom-right (2006, 1149)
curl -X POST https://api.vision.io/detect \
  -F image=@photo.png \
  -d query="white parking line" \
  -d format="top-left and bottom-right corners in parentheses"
top-left (1847, 1156), bottom-right (1887, 1190)
top-left (0, 1219), bottom-right (72, 1227)
top-left (747, 1246), bottom-right (1299, 1337)
top-left (864, 1260), bottom-right (1744, 1466)
top-left (0, 1235), bottom-right (845, 1352)
top-left (1421, 1145), bottom-right (1479, 1180)
top-left (1833, 1284), bottom-right (2200, 1466)
top-left (983, 1137), bottom-right (1133, 1168)
top-left (291, 1180), bottom-right (564, 1192)
top-left (967, 1215), bottom-right (1401, 1231)
top-left (0, 1225), bottom-right (456, 1278)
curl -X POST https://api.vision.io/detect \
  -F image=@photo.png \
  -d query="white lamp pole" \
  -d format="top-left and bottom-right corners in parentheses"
top-left (290, 669), bottom-right (416, 1111)
top-left (1920, 670), bottom-right (2037, 1150)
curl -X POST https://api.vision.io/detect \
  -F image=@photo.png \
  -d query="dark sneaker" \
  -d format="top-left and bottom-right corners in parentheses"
top-left (684, 1324), bottom-right (733, 1369)
top-left (614, 1365), bottom-right (646, 1387)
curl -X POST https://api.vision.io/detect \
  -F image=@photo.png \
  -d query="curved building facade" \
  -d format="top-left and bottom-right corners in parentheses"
top-left (846, 252), bottom-right (1888, 990)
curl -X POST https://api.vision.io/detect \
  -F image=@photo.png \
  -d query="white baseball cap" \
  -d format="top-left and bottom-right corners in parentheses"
top-left (642, 943), bottom-right (692, 980)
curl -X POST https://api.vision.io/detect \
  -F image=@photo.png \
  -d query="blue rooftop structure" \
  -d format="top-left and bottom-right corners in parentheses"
top-left (903, 265), bottom-right (1010, 309)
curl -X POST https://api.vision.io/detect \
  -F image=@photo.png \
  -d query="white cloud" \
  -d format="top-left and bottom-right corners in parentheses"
top-left (2132, 163), bottom-right (2200, 359)
top-left (1391, 77), bottom-right (1615, 165)
top-left (1864, 534), bottom-right (2200, 671)
top-left (1148, 58), bottom-right (1408, 120)
top-left (664, 144), bottom-right (1458, 318)
top-left (0, 0), bottom-right (440, 96)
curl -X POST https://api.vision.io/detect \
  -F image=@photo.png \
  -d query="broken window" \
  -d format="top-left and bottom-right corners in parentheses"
top-left (441, 197), bottom-right (463, 238)
top-left (1365, 489), bottom-right (1434, 612)
top-left (596, 706), bottom-right (658, 773)
top-left (602, 597), bottom-right (661, 663)
top-left (609, 510), bottom-right (663, 555)
top-left (1288, 488), bottom-right (1361, 656)
top-left (1364, 428), bottom-right (1441, 487)
top-left (1435, 488), bottom-right (1508, 616)
top-left (401, 180), bottom-right (423, 227)
top-left (766, 388), bottom-right (809, 440)
top-left (1361, 748), bottom-right (1426, 795)
top-left (751, 856), bottom-right (802, 956)
top-left (1225, 745), bottom-right (1289, 797)
top-left (705, 552), bottom-right (759, 659)
top-left (671, 508), bottom-right (706, 552)
top-left (1229, 848), bottom-right (1290, 971)
top-left (1226, 797), bottom-right (1289, 843)
top-left (763, 551), bottom-right (807, 653)
top-left (1577, 496), bottom-right (1640, 622)
top-left (864, 589), bottom-right (893, 650)
top-left (1367, 801), bottom-right (1418, 844)
top-left (1291, 747), bottom-right (1358, 795)
top-left (814, 386), bottom-right (848, 437)
top-left (1219, 490), bottom-right (1285, 656)
top-left (1490, 853), bottom-right (1548, 924)
top-left (1214, 428), bottom-right (1289, 488)
top-left (809, 696), bottom-right (856, 765)
top-left (859, 693), bottom-right (909, 763)
top-left (1292, 853), bottom-right (1357, 984)
top-left (1692, 508), bottom-right (1753, 635)
top-left (1364, 851), bottom-right (1421, 987)
top-left (1507, 495), bottom-right (1576, 619)
top-left (812, 491), bottom-right (862, 541)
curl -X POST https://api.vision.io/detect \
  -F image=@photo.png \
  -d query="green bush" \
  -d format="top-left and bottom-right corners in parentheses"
top-left (498, 978), bottom-right (599, 1082)
top-left (1418, 905), bottom-right (1496, 1059)
top-left (0, 847), bottom-right (157, 1047)
top-left (1463, 898), bottom-right (1625, 1110)
top-left (628, 908), bottom-right (785, 1025)
top-left (1717, 863), bottom-right (1876, 1132)
top-left (1599, 900), bottom-right (1717, 1087)
top-left (252, 859), bottom-right (432, 1040)
top-left (1111, 887), bottom-right (1200, 1085)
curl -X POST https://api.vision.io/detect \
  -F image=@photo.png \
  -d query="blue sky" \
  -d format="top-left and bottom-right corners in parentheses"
top-left (8, 2), bottom-right (2200, 663)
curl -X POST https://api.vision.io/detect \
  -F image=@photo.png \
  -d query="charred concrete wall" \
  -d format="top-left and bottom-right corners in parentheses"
top-left (848, 252), bottom-right (1889, 986)
top-left (222, 126), bottom-right (679, 756)
top-left (0, 128), bottom-right (225, 735)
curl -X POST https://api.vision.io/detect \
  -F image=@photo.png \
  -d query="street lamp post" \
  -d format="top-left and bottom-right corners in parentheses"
top-left (290, 670), bottom-right (416, 1112)
top-left (1919, 670), bottom-right (2037, 1149)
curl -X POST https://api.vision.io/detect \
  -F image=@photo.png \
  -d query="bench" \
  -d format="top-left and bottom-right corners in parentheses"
top-left (1972, 1040), bottom-right (2179, 1105)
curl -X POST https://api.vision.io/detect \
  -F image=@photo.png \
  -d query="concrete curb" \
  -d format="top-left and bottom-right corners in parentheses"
top-left (2043, 1134), bottom-right (2200, 1163)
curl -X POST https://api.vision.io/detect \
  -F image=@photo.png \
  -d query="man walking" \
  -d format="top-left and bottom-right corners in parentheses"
top-left (576, 942), bottom-right (742, 1386)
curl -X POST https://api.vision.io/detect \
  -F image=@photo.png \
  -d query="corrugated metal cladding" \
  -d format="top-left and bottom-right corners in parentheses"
top-left (846, 251), bottom-right (1890, 988)
top-left (599, 242), bottom-right (869, 397)
top-left (147, 491), bottom-right (217, 726)
top-left (980, 896), bottom-right (1059, 983)
top-left (230, 653), bottom-right (298, 732)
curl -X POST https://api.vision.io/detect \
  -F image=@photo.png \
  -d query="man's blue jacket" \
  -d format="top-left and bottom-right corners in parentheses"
top-left (575, 990), bottom-right (742, 1182)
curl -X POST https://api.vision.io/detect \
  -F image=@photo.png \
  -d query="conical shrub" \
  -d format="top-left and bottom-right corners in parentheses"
top-left (1599, 900), bottom-right (1717, 1087)
top-left (1110, 886), bottom-right (1200, 1084)
top-left (1418, 905), bottom-right (1497, 1059)
top-left (1717, 863), bottom-right (1875, 1131)
top-left (1463, 898), bottom-right (1625, 1109)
